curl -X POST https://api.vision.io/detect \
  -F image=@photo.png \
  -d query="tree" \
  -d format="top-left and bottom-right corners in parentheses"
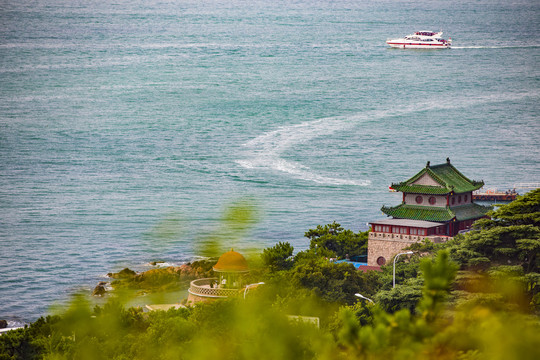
top-left (304, 222), bottom-right (368, 259)
top-left (479, 188), bottom-right (540, 228)
top-left (261, 242), bottom-right (294, 271)
top-left (290, 258), bottom-right (366, 304)
top-left (448, 189), bottom-right (540, 273)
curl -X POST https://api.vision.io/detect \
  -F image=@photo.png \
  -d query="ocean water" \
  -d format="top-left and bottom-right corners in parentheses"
top-left (1, 0), bottom-right (539, 322)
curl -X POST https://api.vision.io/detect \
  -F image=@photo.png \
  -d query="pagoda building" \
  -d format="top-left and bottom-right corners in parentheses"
top-left (368, 158), bottom-right (491, 267)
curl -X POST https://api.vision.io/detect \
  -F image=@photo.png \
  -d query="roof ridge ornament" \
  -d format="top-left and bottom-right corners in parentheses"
top-left (426, 161), bottom-right (430, 168)
top-left (447, 157), bottom-right (451, 164)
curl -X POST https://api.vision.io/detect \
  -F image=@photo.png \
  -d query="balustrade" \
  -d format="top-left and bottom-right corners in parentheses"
top-left (188, 278), bottom-right (242, 298)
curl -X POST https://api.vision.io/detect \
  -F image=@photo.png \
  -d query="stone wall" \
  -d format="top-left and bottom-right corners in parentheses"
top-left (186, 292), bottom-right (218, 305)
top-left (367, 232), bottom-right (452, 266)
top-left (368, 237), bottom-right (415, 266)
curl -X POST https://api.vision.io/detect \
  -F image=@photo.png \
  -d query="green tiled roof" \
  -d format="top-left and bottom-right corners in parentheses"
top-left (390, 160), bottom-right (484, 195)
top-left (390, 184), bottom-right (450, 195)
top-left (381, 204), bottom-right (454, 222)
top-left (381, 203), bottom-right (492, 222)
top-left (453, 203), bottom-right (493, 221)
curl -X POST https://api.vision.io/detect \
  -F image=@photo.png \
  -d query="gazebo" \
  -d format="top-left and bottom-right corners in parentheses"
top-left (187, 249), bottom-right (250, 304)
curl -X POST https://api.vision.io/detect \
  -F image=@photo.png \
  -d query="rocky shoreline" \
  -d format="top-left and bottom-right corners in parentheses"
top-left (92, 259), bottom-right (217, 297)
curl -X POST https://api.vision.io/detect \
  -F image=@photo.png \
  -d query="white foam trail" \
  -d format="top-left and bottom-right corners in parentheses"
top-left (237, 91), bottom-right (538, 185)
top-left (237, 115), bottom-right (373, 186)
top-left (452, 45), bottom-right (540, 49)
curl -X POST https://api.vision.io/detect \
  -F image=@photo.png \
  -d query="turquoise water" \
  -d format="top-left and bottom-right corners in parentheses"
top-left (1, 0), bottom-right (539, 322)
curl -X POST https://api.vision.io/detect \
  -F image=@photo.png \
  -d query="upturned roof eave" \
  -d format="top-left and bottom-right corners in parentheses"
top-left (393, 161), bottom-right (485, 194)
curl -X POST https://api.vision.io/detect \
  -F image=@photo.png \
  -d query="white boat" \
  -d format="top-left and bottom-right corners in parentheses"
top-left (386, 31), bottom-right (452, 49)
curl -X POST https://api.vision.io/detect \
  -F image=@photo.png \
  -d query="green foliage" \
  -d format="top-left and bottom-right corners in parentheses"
top-left (4, 248), bottom-right (540, 360)
top-left (375, 254), bottom-right (421, 291)
top-left (477, 188), bottom-right (540, 228)
top-left (290, 258), bottom-right (368, 304)
top-left (375, 285), bottom-right (423, 314)
top-left (197, 198), bottom-right (261, 258)
top-left (261, 241), bottom-right (294, 271)
top-left (144, 212), bottom-right (186, 255)
top-left (450, 225), bottom-right (540, 272)
top-left (305, 222), bottom-right (368, 259)
top-left (417, 251), bottom-right (458, 322)
top-left (446, 189), bottom-right (540, 274)
top-left (5, 193), bottom-right (540, 359)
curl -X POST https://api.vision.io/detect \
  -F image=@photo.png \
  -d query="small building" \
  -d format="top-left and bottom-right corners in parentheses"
top-left (368, 159), bottom-right (491, 266)
top-left (187, 249), bottom-right (251, 305)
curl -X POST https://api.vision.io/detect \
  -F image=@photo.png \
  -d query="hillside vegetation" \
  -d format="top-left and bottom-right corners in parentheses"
top-left (1, 189), bottom-right (539, 360)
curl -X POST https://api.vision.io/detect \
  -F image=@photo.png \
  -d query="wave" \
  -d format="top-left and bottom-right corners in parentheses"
top-left (236, 91), bottom-right (538, 186)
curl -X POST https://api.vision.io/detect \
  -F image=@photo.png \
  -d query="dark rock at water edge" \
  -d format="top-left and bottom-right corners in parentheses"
top-left (92, 282), bottom-right (108, 297)
top-left (0, 319), bottom-right (7, 328)
top-left (107, 268), bottom-right (137, 279)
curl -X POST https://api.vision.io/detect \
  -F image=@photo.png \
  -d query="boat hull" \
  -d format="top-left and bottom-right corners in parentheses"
top-left (387, 41), bottom-right (450, 49)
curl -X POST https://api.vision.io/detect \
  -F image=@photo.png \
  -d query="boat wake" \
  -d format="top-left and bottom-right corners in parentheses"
top-left (236, 91), bottom-right (538, 186)
top-left (235, 116), bottom-right (370, 186)
top-left (452, 44), bottom-right (540, 49)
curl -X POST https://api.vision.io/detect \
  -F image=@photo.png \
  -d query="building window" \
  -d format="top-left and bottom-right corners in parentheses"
top-left (452, 197), bottom-right (455, 205)
top-left (400, 227), bottom-right (407, 234)
top-left (415, 196), bottom-right (423, 204)
top-left (393, 227), bottom-right (399, 233)
top-left (377, 256), bottom-right (386, 266)
top-left (411, 228), bottom-right (417, 235)
top-left (464, 194), bottom-right (468, 202)
top-left (429, 196), bottom-right (436, 205)
top-left (458, 195), bottom-right (462, 204)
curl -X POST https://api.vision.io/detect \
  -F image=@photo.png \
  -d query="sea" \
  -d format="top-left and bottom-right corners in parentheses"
top-left (1, 0), bottom-right (539, 323)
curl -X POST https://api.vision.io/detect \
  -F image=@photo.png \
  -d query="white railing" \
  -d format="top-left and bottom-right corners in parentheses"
top-left (188, 278), bottom-right (242, 298)
top-left (369, 232), bottom-right (451, 243)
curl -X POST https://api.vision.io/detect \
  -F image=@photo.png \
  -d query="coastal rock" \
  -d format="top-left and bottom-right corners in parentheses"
top-left (107, 268), bottom-right (136, 279)
top-left (0, 319), bottom-right (7, 328)
top-left (105, 259), bottom-right (218, 293)
top-left (92, 281), bottom-right (108, 296)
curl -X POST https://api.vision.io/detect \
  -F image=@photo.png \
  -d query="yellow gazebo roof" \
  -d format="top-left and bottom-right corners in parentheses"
top-left (213, 249), bottom-right (249, 273)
